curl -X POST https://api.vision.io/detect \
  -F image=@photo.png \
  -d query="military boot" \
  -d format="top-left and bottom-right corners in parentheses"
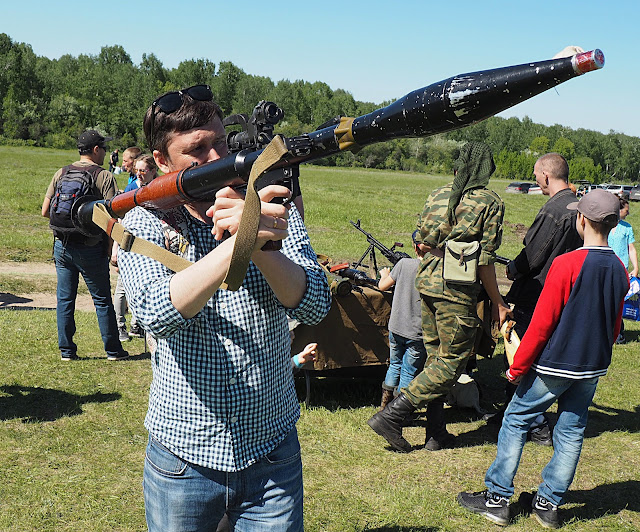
top-left (379, 386), bottom-right (395, 411)
top-left (367, 393), bottom-right (416, 452)
top-left (425, 398), bottom-right (455, 451)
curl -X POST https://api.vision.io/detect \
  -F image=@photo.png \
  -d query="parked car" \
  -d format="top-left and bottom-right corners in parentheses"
top-left (505, 182), bottom-right (527, 193)
top-left (505, 182), bottom-right (536, 194)
top-left (603, 184), bottom-right (632, 199)
top-left (578, 184), bottom-right (604, 197)
top-left (629, 185), bottom-right (640, 202)
top-left (527, 185), bottom-right (543, 195)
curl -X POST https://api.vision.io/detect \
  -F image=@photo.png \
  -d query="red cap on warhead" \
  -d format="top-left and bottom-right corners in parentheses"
top-left (572, 49), bottom-right (605, 74)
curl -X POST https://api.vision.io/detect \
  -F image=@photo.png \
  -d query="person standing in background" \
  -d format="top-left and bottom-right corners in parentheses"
top-left (109, 148), bottom-right (119, 172)
top-left (376, 231), bottom-right (427, 411)
top-left (502, 153), bottom-right (582, 445)
top-left (608, 196), bottom-right (637, 344)
top-left (112, 154), bottom-right (159, 341)
top-left (121, 146), bottom-right (142, 188)
top-left (41, 130), bottom-right (128, 361)
top-left (367, 142), bottom-right (511, 453)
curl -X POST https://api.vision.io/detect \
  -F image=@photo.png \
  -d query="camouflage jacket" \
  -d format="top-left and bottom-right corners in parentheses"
top-left (416, 184), bottom-right (504, 305)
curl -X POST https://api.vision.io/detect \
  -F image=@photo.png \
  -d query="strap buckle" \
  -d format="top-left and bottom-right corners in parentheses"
top-left (121, 230), bottom-right (135, 252)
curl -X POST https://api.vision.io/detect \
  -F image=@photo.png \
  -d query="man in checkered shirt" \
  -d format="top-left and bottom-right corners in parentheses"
top-left (117, 85), bottom-right (331, 531)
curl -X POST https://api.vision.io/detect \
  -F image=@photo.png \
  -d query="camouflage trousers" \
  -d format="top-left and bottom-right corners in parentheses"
top-left (403, 295), bottom-right (480, 408)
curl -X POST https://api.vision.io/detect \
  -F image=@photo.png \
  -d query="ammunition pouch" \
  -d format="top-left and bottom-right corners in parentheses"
top-left (443, 240), bottom-right (480, 284)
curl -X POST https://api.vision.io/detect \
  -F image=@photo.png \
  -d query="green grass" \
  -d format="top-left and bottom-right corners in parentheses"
top-left (0, 146), bottom-right (131, 262)
top-left (2, 146), bottom-right (640, 531)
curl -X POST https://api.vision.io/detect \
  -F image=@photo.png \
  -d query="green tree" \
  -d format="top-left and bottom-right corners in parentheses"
top-left (232, 75), bottom-right (276, 115)
top-left (170, 58), bottom-right (216, 88)
top-left (529, 136), bottom-right (550, 155)
top-left (551, 137), bottom-right (575, 161)
top-left (212, 61), bottom-right (245, 115)
top-left (569, 156), bottom-right (602, 183)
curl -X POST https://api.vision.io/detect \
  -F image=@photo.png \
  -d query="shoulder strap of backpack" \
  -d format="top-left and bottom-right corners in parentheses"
top-left (83, 164), bottom-right (103, 189)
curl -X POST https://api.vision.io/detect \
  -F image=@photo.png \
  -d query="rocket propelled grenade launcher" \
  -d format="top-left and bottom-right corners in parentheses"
top-left (74, 49), bottom-right (604, 235)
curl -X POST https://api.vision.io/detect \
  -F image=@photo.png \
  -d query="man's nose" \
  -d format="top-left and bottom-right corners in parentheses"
top-left (207, 146), bottom-right (226, 163)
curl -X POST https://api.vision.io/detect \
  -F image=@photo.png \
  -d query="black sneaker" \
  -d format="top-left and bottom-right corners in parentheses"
top-left (107, 350), bottom-right (130, 361)
top-left (531, 493), bottom-right (560, 529)
top-left (60, 353), bottom-right (79, 361)
top-left (129, 324), bottom-right (144, 338)
top-left (118, 326), bottom-right (131, 342)
top-left (457, 490), bottom-right (510, 526)
top-left (529, 423), bottom-right (553, 446)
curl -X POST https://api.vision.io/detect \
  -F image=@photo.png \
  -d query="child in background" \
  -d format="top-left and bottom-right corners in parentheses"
top-left (608, 196), bottom-right (637, 344)
top-left (291, 342), bottom-right (318, 372)
top-left (377, 230), bottom-right (427, 410)
top-left (458, 189), bottom-right (629, 528)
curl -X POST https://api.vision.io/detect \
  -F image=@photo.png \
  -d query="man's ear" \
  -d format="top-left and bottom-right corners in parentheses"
top-left (153, 149), bottom-right (171, 174)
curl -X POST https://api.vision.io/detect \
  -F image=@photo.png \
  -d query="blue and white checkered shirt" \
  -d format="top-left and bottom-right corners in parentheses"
top-left (118, 204), bottom-right (331, 472)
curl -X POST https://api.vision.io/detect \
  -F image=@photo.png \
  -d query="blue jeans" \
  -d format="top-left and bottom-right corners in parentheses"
top-left (53, 239), bottom-right (122, 357)
top-left (143, 428), bottom-right (304, 531)
top-left (484, 371), bottom-right (599, 506)
top-left (384, 331), bottom-right (427, 391)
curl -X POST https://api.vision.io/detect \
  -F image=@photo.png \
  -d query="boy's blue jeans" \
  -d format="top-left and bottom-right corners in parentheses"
top-left (484, 371), bottom-right (599, 506)
top-left (143, 428), bottom-right (303, 531)
top-left (384, 331), bottom-right (428, 391)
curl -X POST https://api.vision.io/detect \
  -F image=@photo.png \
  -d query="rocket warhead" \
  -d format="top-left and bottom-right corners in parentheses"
top-left (572, 49), bottom-right (605, 74)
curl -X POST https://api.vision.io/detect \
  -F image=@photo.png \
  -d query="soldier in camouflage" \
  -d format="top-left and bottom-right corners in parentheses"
top-left (368, 142), bottom-right (512, 452)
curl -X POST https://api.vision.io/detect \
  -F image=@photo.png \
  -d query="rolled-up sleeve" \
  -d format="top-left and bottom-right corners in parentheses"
top-left (279, 207), bottom-right (331, 326)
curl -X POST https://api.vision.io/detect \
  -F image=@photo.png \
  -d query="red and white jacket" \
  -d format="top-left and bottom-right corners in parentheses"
top-left (508, 247), bottom-right (629, 381)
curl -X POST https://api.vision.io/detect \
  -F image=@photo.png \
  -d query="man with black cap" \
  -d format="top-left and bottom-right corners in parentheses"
top-left (41, 130), bottom-right (128, 361)
top-left (368, 142), bottom-right (512, 452)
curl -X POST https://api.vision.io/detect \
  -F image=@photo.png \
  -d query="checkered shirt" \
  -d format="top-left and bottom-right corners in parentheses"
top-left (118, 205), bottom-right (331, 472)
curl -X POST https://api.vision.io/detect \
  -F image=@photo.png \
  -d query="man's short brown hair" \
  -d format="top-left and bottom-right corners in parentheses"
top-left (143, 93), bottom-right (223, 157)
top-left (123, 146), bottom-right (142, 161)
top-left (537, 153), bottom-right (569, 183)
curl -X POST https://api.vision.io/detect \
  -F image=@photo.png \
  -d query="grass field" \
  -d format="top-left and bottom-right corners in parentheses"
top-left (1, 146), bottom-right (639, 531)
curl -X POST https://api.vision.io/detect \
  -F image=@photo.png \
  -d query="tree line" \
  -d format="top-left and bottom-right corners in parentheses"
top-left (2, 33), bottom-right (639, 183)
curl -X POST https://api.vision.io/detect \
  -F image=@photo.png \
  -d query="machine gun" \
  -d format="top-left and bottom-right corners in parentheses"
top-left (350, 220), bottom-right (410, 276)
top-left (328, 262), bottom-right (380, 297)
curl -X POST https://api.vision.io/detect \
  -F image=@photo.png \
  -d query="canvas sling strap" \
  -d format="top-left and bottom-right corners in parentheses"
top-left (91, 135), bottom-right (290, 291)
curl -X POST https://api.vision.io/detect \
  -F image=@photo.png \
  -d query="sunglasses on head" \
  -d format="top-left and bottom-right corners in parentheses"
top-left (149, 84), bottom-right (213, 148)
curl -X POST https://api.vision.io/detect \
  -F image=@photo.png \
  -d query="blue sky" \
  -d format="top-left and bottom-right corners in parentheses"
top-left (4, 0), bottom-right (639, 137)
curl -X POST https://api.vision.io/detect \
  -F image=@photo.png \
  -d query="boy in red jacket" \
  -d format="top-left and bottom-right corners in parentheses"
top-left (458, 189), bottom-right (629, 528)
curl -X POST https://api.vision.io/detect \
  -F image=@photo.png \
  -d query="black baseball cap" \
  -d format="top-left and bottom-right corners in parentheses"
top-left (77, 130), bottom-right (113, 150)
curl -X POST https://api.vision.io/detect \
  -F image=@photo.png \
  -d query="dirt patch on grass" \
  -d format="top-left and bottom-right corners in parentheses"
top-left (504, 221), bottom-right (529, 240)
top-left (0, 261), bottom-right (104, 311)
top-left (0, 260), bottom-right (512, 309)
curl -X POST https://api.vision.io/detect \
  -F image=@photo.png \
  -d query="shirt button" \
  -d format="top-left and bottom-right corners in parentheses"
top-left (219, 303), bottom-right (227, 309)
top-left (224, 339), bottom-right (232, 347)
top-left (230, 416), bottom-right (238, 423)
top-left (229, 377), bottom-right (236, 385)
